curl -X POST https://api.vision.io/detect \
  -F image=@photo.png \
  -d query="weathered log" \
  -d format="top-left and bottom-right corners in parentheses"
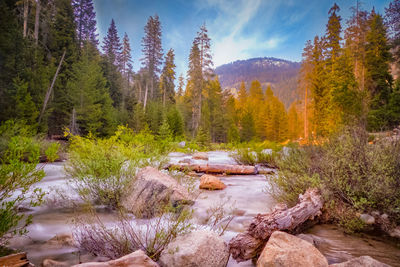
top-left (167, 163), bottom-right (257, 175)
top-left (0, 252), bottom-right (30, 267)
top-left (229, 188), bottom-right (323, 262)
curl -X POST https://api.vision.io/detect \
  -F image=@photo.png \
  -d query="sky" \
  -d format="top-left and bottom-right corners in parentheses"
top-left (93, 0), bottom-right (391, 78)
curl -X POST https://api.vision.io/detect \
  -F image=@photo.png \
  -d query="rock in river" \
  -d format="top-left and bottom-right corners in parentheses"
top-left (257, 231), bottom-right (328, 267)
top-left (73, 250), bottom-right (159, 267)
top-left (159, 230), bottom-right (229, 267)
top-left (122, 167), bottom-right (194, 218)
top-left (329, 256), bottom-right (390, 267)
top-left (193, 152), bottom-right (208, 160)
top-left (199, 174), bottom-right (226, 190)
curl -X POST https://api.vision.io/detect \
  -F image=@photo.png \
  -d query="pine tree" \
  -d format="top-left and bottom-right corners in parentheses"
top-left (366, 10), bottom-right (393, 130)
top-left (194, 24), bottom-right (213, 79)
top-left (102, 19), bottom-right (122, 67)
top-left (248, 80), bottom-right (265, 139)
top-left (386, 0), bottom-right (400, 68)
top-left (299, 40), bottom-right (314, 139)
top-left (288, 102), bottom-right (301, 140)
top-left (240, 110), bottom-right (255, 142)
top-left (121, 32), bottom-right (133, 77)
top-left (72, 0), bottom-right (98, 49)
top-left (47, 0), bottom-right (78, 135)
top-left (187, 41), bottom-right (202, 136)
top-left (325, 3), bottom-right (342, 70)
top-left (345, 3), bottom-right (369, 93)
top-left (141, 14), bottom-right (163, 100)
top-left (14, 77), bottom-right (39, 126)
top-left (102, 19), bottom-right (123, 108)
top-left (67, 43), bottom-right (115, 136)
top-left (166, 106), bottom-right (184, 138)
top-left (176, 74), bottom-right (185, 98)
top-left (160, 48), bottom-right (176, 107)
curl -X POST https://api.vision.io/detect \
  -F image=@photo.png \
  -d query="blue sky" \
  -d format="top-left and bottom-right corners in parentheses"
top-left (94, 0), bottom-right (391, 78)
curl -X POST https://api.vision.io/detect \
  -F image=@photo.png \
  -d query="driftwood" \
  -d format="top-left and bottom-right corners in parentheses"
top-left (167, 163), bottom-right (257, 175)
top-left (229, 188), bottom-right (323, 262)
top-left (0, 252), bottom-right (30, 267)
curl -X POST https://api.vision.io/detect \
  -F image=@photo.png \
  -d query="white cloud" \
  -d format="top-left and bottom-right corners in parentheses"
top-left (195, 0), bottom-right (286, 66)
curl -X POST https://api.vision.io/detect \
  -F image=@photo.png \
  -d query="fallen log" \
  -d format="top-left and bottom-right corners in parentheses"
top-left (167, 163), bottom-right (257, 175)
top-left (0, 252), bottom-right (30, 267)
top-left (229, 188), bottom-right (323, 262)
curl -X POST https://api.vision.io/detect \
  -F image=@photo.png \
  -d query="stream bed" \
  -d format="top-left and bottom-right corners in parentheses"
top-left (7, 151), bottom-right (400, 266)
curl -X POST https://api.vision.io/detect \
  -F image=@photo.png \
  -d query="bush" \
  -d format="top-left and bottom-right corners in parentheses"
top-left (74, 207), bottom-right (193, 261)
top-left (0, 136), bottom-right (45, 246)
top-left (65, 126), bottom-right (168, 209)
top-left (268, 126), bottom-right (400, 231)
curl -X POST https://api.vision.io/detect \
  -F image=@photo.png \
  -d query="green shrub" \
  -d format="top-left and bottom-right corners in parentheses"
top-left (268, 126), bottom-right (400, 229)
top-left (65, 126), bottom-right (167, 208)
top-left (0, 136), bottom-right (45, 246)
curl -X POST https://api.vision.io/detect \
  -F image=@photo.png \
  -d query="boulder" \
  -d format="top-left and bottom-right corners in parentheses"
top-left (46, 234), bottom-right (75, 247)
top-left (360, 214), bottom-right (375, 225)
top-left (256, 231), bottom-right (328, 267)
top-left (296, 233), bottom-right (315, 246)
top-left (329, 256), bottom-right (390, 267)
top-left (73, 250), bottom-right (159, 267)
top-left (122, 167), bottom-right (194, 218)
top-left (261, 149), bottom-right (272, 155)
top-left (193, 152), bottom-right (208, 160)
top-left (199, 174), bottom-right (226, 190)
top-left (178, 141), bottom-right (186, 148)
top-left (42, 259), bottom-right (69, 267)
top-left (389, 226), bottom-right (400, 239)
top-left (159, 230), bottom-right (229, 267)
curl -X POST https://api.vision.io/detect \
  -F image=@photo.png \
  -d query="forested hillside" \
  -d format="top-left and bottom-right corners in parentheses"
top-left (1, 0), bottom-right (400, 143)
top-left (215, 57), bottom-right (300, 107)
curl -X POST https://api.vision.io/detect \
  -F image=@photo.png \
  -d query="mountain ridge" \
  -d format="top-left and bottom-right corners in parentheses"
top-left (215, 57), bottom-right (301, 107)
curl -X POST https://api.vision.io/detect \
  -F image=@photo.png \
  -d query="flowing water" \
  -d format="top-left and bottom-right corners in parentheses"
top-left (7, 151), bottom-right (400, 266)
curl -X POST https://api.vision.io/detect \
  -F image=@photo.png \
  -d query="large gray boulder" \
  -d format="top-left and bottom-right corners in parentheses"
top-left (159, 230), bottom-right (229, 267)
top-left (257, 231), bottom-right (328, 267)
top-left (73, 250), bottom-right (159, 267)
top-left (329, 256), bottom-right (390, 267)
top-left (122, 167), bottom-right (194, 218)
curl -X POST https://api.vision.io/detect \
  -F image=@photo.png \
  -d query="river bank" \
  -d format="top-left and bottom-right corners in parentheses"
top-left (6, 151), bottom-right (400, 266)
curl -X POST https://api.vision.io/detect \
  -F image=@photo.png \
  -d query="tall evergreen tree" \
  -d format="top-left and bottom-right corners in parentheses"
top-left (121, 32), bottom-right (133, 77)
top-left (72, 0), bottom-right (98, 49)
top-left (141, 14), bottom-right (163, 100)
top-left (102, 19), bottom-right (122, 67)
top-left (187, 41), bottom-right (202, 136)
top-left (160, 48), bottom-right (176, 107)
top-left (47, 0), bottom-right (78, 135)
top-left (325, 3), bottom-right (342, 70)
top-left (366, 10), bottom-right (393, 129)
top-left (102, 19), bottom-right (123, 108)
top-left (67, 42), bottom-right (115, 136)
top-left (386, 0), bottom-right (400, 68)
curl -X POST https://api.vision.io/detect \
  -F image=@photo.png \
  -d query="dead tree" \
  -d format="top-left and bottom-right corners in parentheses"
top-left (229, 188), bottom-right (323, 262)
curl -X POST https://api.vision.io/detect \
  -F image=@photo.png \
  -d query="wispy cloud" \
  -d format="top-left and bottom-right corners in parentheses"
top-left (195, 0), bottom-right (287, 66)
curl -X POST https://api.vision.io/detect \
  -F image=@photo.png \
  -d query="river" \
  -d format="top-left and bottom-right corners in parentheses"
top-left (7, 151), bottom-right (400, 266)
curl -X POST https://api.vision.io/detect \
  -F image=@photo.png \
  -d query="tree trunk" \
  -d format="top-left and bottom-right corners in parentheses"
top-left (167, 163), bottom-right (257, 175)
top-left (143, 83), bottom-right (148, 109)
top-left (229, 188), bottom-right (323, 262)
top-left (34, 0), bottom-right (40, 45)
top-left (38, 50), bottom-right (66, 124)
top-left (23, 0), bottom-right (29, 38)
